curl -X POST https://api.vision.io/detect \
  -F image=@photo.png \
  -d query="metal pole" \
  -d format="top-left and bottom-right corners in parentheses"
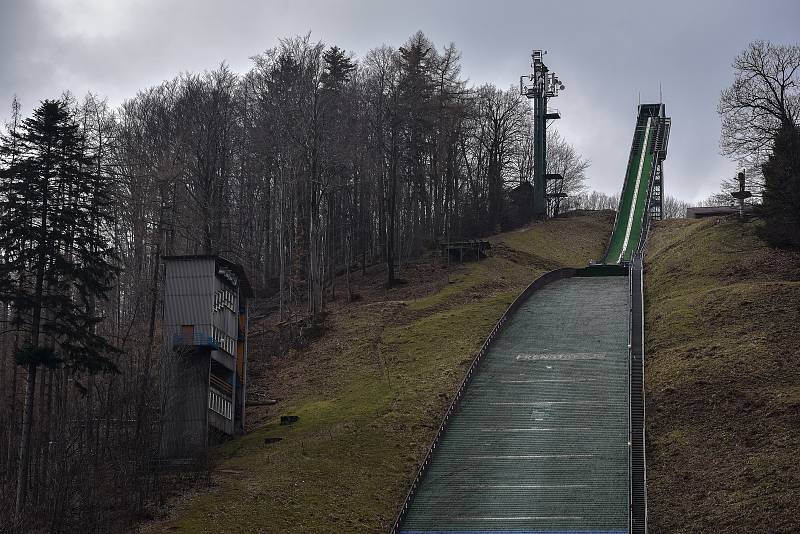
top-left (533, 64), bottom-right (548, 219)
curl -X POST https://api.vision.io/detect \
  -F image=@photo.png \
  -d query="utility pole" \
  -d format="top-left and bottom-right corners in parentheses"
top-left (521, 50), bottom-right (565, 219)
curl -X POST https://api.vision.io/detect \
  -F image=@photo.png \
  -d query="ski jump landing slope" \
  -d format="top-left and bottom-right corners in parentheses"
top-left (399, 275), bottom-right (630, 533)
top-left (394, 104), bottom-right (669, 534)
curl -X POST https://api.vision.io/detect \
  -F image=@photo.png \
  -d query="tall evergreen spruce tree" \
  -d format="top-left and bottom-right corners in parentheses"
top-left (0, 99), bottom-right (119, 520)
top-left (759, 123), bottom-right (800, 247)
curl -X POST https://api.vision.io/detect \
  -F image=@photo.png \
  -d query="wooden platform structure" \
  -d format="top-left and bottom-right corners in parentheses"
top-left (441, 240), bottom-right (491, 263)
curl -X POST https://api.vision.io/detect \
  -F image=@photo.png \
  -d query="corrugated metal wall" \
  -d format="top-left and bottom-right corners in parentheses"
top-left (164, 258), bottom-right (215, 341)
top-left (159, 350), bottom-right (211, 458)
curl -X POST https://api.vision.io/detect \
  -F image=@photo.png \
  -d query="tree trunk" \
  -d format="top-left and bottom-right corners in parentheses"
top-left (15, 362), bottom-right (37, 520)
top-left (386, 133), bottom-right (398, 287)
top-left (6, 324), bottom-right (19, 474)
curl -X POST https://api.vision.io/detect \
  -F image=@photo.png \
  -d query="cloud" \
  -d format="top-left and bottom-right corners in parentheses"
top-left (2, 0), bottom-right (798, 203)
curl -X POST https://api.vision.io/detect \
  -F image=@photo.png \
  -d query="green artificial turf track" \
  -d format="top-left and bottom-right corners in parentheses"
top-left (605, 116), bottom-right (655, 264)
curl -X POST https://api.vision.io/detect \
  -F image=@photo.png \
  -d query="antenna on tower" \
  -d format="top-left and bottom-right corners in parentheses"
top-left (659, 83), bottom-right (663, 104)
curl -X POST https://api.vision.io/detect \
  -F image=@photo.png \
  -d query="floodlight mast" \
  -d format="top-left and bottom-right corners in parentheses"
top-left (520, 49), bottom-right (564, 219)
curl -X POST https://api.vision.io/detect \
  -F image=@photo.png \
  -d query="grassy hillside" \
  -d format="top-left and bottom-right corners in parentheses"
top-left (645, 217), bottom-right (800, 533)
top-left (146, 211), bottom-right (613, 533)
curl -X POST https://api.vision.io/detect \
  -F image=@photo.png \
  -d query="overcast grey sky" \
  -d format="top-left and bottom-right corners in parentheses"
top-left (1, 0), bottom-right (798, 202)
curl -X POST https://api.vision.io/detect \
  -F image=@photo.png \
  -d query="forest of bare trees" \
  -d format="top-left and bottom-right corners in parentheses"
top-left (0, 32), bottom-right (591, 532)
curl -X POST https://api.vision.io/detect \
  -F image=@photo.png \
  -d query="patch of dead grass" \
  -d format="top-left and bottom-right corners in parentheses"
top-left (645, 217), bottom-right (800, 534)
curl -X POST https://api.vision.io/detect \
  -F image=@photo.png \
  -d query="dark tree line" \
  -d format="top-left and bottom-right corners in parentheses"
top-left (0, 32), bottom-right (588, 531)
top-left (760, 122), bottom-right (800, 246)
top-left (107, 32), bottom-right (586, 323)
top-left (0, 97), bottom-right (129, 532)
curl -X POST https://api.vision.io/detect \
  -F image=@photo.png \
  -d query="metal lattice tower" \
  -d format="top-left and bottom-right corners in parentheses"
top-left (521, 50), bottom-right (565, 219)
top-left (649, 106), bottom-right (671, 221)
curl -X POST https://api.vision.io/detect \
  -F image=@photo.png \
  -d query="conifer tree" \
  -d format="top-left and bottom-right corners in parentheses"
top-left (0, 99), bottom-right (119, 520)
top-left (321, 46), bottom-right (356, 92)
top-left (759, 123), bottom-right (800, 247)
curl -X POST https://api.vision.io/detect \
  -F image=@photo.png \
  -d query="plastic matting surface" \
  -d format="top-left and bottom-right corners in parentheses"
top-left (400, 277), bottom-right (630, 533)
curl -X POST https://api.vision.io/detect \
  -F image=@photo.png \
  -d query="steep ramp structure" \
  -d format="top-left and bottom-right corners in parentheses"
top-left (604, 104), bottom-right (670, 264)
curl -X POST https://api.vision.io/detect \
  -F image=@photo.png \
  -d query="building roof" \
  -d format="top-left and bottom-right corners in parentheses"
top-left (163, 255), bottom-right (254, 297)
top-left (686, 205), bottom-right (754, 218)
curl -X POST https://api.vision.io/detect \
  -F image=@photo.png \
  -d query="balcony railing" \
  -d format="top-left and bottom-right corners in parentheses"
top-left (172, 332), bottom-right (221, 349)
top-left (209, 388), bottom-right (232, 420)
top-left (210, 373), bottom-right (233, 396)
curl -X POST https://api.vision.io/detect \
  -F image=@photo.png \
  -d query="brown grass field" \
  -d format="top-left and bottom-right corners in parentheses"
top-left (645, 216), bottom-right (800, 534)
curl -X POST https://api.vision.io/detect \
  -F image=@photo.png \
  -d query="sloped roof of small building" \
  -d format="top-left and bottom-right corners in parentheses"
top-left (163, 255), bottom-right (253, 297)
top-left (686, 205), bottom-right (754, 219)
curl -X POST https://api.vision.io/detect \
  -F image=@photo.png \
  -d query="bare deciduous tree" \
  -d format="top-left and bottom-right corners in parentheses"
top-left (565, 190), bottom-right (619, 212)
top-left (546, 129), bottom-right (589, 216)
top-left (662, 195), bottom-right (690, 219)
top-left (719, 40), bottom-right (800, 194)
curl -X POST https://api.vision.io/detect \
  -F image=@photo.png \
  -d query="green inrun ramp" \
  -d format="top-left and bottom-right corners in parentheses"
top-left (399, 276), bottom-right (630, 534)
top-left (604, 116), bottom-right (656, 264)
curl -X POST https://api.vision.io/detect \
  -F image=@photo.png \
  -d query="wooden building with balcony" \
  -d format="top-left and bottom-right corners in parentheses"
top-left (159, 255), bottom-right (252, 458)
